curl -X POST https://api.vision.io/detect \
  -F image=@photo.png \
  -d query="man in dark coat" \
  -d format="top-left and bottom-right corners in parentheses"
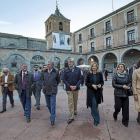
top-left (129, 63), bottom-right (137, 78)
top-left (104, 68), bottom-right (108, 81)
top-left (14, 63), bottom-right (35, 123)
top-left (31, 65), bottom-right (43, 110)
top-left (42, 61), bottom-right (60, 125)
top-left (63, 58), bottom-right (82, 124)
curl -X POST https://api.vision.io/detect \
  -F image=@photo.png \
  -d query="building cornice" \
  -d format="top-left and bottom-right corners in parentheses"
top-left (74, 0), bottom-right (140, 33)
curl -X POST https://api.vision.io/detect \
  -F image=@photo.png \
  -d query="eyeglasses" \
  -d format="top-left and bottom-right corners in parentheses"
top-left (22, 66), bottom-right (27, 67)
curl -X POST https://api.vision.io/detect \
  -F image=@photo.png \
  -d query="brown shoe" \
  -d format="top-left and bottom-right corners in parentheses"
top-left (67, 119), bottom-right (74, 124)
top-left (26, 118), bottom-right (31, 123)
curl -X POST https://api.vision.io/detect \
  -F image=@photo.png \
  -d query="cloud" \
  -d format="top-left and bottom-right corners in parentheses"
top-left (0, 21), bottom-right (12, 25)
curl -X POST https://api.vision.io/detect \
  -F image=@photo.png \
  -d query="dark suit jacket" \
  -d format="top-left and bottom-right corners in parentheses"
top-left (129, 67), bottom-right (137, 77)
top-left (0, 74), bottom-right (14, 92)
top-left (14, 71), bottom-right (35, 98)
top-left (31, 71), bottom-right (43, 91)
top-left (85, 72), bottom-right (104, 108)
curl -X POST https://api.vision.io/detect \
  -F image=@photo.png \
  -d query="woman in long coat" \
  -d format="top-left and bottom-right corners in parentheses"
top-left (132, 59), bottom-right (140, 124)
top-left (86, 62), bottom-right (104, 126)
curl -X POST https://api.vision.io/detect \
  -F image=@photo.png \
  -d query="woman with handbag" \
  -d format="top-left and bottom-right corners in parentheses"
top-left (86, 62), bottom-right (104, 127)
top-left (112, 63), bottom-right (131, 127)
top-left (132, 59), bottom-right (140, 124)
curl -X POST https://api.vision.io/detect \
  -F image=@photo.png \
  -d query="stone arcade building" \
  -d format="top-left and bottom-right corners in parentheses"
top-left (0, 0), bottom-right (140, 74)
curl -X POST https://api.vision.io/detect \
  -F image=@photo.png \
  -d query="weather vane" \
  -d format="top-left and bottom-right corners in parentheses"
top-left (56, 0), bottom-right (58, 8)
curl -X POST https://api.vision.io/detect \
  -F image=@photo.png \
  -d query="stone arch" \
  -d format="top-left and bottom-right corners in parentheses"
top-left (87, 54), bottom-right (100, 65)
top-left (49, 54), bottom-right (62, 70)
top-left (120, 47), bottom-right (140, 68)
top-left (64, 56), bottom-right (71, 68)
top-left (4, 52), bottom-right (27, 74)
top-left (76, 56), bottom-right (86, 66)
top-left (101, 51), bottom-right (119, 72)
top-left (30, 53), bottom-right (47, 71)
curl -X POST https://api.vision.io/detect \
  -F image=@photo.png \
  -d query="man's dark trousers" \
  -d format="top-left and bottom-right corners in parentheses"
top-left (20, 90), bottom-right (31, 119)
top-left (2, 87), bottom-right (14, 110)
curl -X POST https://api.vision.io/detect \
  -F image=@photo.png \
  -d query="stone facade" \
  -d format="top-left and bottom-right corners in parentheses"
top-left (0, 0), bottom-right (140, 74)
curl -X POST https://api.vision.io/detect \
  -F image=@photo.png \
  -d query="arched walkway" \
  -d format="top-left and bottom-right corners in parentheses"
top-left (101, 52), bottom-right (118, 72)
top-left (87, 54), bottom-right (99, 65)
top-left (30, 55), bottom-right (46, 71)
top-left (121, 48), bottom-right (140, 68)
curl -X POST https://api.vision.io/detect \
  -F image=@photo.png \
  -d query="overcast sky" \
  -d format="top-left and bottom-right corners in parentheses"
top-left (0, 0), bottom-right (134, 39)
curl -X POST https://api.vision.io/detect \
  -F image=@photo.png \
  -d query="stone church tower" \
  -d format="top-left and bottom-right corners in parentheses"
top-left (45, 2), bottom-right (71, 51)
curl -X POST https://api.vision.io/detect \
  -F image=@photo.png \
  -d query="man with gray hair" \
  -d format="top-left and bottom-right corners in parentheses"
top-left (63, 58), bottom-right (82, 124)
top-left (0, 68), bottom-right (14, 113)
top-left (14, 63), bottom-right (35, 123)
top-left (42, 61), bottom-right (60, 125)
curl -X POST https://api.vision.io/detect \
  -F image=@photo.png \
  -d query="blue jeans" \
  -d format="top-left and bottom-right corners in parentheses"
top-left (20, 90), bottom-right (31, 119)
top-left (45, 94), bottom-right (56, 121)
top-left (91, 95), bottom-right (100, 124)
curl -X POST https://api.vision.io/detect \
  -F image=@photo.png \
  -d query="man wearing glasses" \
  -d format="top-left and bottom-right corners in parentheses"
top-left (63, 58), bottom-right (82, 124)
top-left (14, 63), bottom-right (35, 123)
top-left (0, 68), bottom-right (14, 113)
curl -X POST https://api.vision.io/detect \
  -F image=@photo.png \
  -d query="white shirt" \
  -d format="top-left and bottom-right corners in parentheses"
top-left (4, 74), bottom-right (9, 87)
top-left (48, 68), bottom-right (53, 73)
top-left (22, 71), bottom-right (27, 81)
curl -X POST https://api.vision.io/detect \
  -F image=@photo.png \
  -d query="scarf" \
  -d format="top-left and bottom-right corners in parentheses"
top-left (69, 65), bottom-right (75, 72)
top-left (117, 70), bottom-right (126, 78)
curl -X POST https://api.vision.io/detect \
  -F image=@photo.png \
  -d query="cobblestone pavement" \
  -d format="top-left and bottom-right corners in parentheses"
top-left (0, 78), bottom-right (139, 140)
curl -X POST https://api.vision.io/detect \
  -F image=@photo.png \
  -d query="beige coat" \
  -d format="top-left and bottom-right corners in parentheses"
top-left (132, 68), bottom-right (140, 112)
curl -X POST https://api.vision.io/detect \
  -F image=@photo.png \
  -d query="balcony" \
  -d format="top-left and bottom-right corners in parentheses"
top-left (127, 16), bottom-right (137, 24)
top-left (128, 40), bottom-right (135, 45)
top-left (89, 34), bottom-right (95, 39)
top-left (106, 45), bottom-right (112, 49)
top-left (77, 38), bottom-right (82, 43)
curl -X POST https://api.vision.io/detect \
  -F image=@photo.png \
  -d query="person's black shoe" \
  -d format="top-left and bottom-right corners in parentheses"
top-left (26, 118), bottom-right (31, 123)
top-left (46, 105), bottom-right (47, 107)
top-left (0, 109), bottom-right (6, 113)
top-left (51, 121), bottom-right (55, 125)
top-left (11, 104), bottom-right (14, 108)
top-left (67, 119), bottom-right (74, 124)
top-left (113, 112), bottom-right (117, 122)
top-left (137, 118), bottom-right (140, 124)
top-left (74, 111), bottom-right (77, 115)
top-left (123, 123), bottom-right (128, 127)
top-left (34, 104), bottom-right (37, 106)
top-left (94, 123), bottom-right (99, 127)
top-left (36, 105), bottom-right (40, 110)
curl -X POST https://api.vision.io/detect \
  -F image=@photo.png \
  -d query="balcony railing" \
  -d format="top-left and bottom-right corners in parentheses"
top-left (127, 16), bottom-right (137, 24)
top-left (77, 38), bottom-right (82, 43)
top-left (106, 45), bottom-right (112, 49)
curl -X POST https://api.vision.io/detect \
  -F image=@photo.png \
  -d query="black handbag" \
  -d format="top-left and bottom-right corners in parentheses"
top-left (127, 88), bottom-right (133, 96)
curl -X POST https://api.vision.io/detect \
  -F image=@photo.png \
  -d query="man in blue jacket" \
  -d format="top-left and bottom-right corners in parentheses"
top-left (63, 58), bottom-right (82, 124)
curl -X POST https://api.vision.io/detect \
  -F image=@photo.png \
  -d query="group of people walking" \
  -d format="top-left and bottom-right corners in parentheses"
top-left (0, 57), bottom-right (140, 127)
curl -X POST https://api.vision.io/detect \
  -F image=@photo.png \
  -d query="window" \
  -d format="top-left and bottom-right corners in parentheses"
top-left (79, 34), bottom-right (82, 41)
top-left (49, 22), bottom-right (51, 30)
top-left (47, 25), bottom-right (48, 32)
top-left (79, 46), bottom-right (82, 53)
top-left (127, 10), bottom-right (134, 24)
top-left (59, 22), bottom-right (63, 31)
top-left (106, 37), bottom-right (111, 48)
top-left (128, 30), bottom-right (135, 44)
top-left (12, 63), bottom-right (17, 68)
top-left (106, 21), bottom-right (111, 32)
top-left (91, 42), bottom-right (95, 52)
top-left (90, 28), bottom-right (94, 37)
